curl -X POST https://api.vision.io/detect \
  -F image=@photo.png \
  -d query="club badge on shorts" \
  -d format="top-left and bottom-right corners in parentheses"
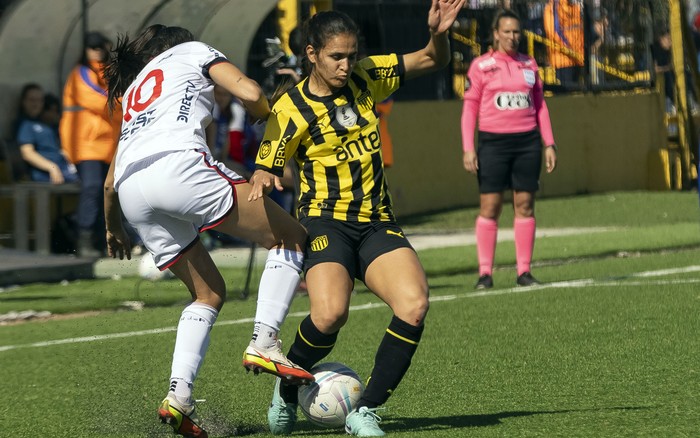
top-left (336, 104), bottom-right (358, 128)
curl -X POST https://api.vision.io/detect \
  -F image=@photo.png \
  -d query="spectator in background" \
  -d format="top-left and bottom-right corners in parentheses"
top-left (652, 26), bottom-right (676, 113)
top-left (652, 25), bottom-right (700, 115)
top-left (41, 93), bottom-right (62, 135)
top-left (461, 9), bottom-right (557, 290)
top-left (15, 83), bottom-right (78, 184)
top-left (692, 11), bottom-right (700, 67)
top-left (60, 31), bottom-right (122, 257)
top-left (376, 98), bottom-right (395, 167)
top-left (590, 7), bottom-right (609, 85)
top-left (276, 26), bottom-right (305, 83)
top-left (544, 0), bottom-right (584, 87)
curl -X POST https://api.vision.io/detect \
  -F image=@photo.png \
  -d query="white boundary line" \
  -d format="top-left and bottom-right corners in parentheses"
top-left (2, 265), bottom-right (699, 353)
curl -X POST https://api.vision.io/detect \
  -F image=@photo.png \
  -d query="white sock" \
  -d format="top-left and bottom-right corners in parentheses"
top-left (169, 302), bottom-right (218, 400)
top-left (252, 248), bottom-right (303, 348)
top-left (252, 321), bottom-right (280, 350)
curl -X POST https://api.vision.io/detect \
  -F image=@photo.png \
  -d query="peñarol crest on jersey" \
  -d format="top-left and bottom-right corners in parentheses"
top-left (310, 235), bottom-right (328, 252)
top-left (336, 104), bottom-right (357, 128)
top-left (259, 140), bottom-right (272, 159)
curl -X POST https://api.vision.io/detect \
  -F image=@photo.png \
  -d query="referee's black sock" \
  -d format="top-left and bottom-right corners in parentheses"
top-left (358, 315), bottom-right (424, 409)
top-left (280, 315), bottom-right (338, 403)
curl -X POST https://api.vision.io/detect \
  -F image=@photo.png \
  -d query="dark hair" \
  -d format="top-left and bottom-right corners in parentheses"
top-left (288, 26), bottom-right (304, 57)
top-left (491, 9), bottom-right (521, 32)
top-left (81, 31), bottom-right (112, 65)
top-left (302, 10), bottom-right (358, 72)
top-left (13, 83), bottom-right (43, 136)
top-left (104, 24), bottom-right (194, 111)
top-left (18, 83), bottom-right (42, 117)
top-left (43, 93), bottom-right (61, 112)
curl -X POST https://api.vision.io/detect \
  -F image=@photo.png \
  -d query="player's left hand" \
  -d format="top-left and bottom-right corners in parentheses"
top-left (545, 146), bottom-right (557, 173)
top-left (428, 0), bottom-right (466, 34)
top-left (106, 226), bottom-right (132, 260)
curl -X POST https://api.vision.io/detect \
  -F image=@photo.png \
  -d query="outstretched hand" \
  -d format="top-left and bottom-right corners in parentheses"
top-left (428, 0), bottom-right (466, 34)
top-left (248, 169), bottom-right (283, 201)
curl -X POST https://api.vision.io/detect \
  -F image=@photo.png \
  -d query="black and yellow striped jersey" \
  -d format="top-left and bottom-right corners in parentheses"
top-left (256, 54), bottom-right (405, 222)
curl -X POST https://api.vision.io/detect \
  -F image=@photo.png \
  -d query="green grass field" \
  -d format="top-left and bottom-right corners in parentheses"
top-left (2, 191), bottom-right (700, 437)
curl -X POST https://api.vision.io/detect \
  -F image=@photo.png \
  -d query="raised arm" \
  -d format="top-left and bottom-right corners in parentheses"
top-left (209, 62), bottom-right (270, 121)
top-left (403, 0), bottom-right (465, 80)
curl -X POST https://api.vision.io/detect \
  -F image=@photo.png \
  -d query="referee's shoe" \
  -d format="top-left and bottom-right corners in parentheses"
top-left (516, 272), bottom-right (540, 287)
top-left (475, 274), bottom-right (493, 290)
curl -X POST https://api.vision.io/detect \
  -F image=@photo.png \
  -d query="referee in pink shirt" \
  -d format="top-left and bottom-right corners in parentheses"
top-left (461, 9), bottom-right (557, 290)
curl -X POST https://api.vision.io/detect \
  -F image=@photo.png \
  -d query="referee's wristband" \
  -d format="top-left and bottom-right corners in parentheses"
top-left (546, 144), bottom-right (557, 152)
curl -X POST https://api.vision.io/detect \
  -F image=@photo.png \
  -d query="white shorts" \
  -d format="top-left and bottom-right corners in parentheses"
top-left (117, 148), bottom-right (246, 269)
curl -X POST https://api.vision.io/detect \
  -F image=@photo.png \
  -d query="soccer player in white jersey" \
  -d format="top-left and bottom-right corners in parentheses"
top-left (102, 25), bottom-right (313, 438)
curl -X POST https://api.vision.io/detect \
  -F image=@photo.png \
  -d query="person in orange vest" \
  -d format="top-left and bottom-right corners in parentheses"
top-left (543, 0), bottom-right (584, 87)
top-left (376, 97), bottom-right (394, 168)
top-left (60, 31), bottom-right (122, 257)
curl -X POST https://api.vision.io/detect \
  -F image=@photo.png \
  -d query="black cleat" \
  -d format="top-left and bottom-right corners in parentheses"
top-left (475, 275), bottom-right (493, 290)
top-left (516, 272), bottom-right (540, 287)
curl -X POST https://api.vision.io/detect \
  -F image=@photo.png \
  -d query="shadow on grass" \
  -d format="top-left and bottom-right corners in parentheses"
top-left (0, 295), bottom-right (63, 302)
top-left (144, 406), bottom-right (654, 437)
top-left (380, 405), bottom-right (654, 433)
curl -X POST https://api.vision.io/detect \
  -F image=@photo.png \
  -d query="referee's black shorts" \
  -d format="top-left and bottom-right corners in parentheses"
top-left (476, 129), bottom-right (542, 193)
top-left (299, 216), bottom-right (415, 282)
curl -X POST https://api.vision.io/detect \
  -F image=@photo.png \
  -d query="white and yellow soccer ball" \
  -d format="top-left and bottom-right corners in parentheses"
top-left (298, 362), bottom-right (365, 429)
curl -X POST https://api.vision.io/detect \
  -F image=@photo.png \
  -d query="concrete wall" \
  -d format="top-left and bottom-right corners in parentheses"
top-left (0, 86), bottom-right (668, 241)
top-left (0, 0), bottom-right (277, 138)
top-left (385, 91), bottom-right (668, 217)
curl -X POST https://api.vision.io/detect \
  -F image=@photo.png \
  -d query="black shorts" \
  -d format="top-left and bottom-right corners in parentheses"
top-left (477, 130), bottom-right (542, 193)
top-left (300, 217), bottom-right (415, 281)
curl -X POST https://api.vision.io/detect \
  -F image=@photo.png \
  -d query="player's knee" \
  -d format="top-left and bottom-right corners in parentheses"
top-left (395, 288), bottom-right (429, 325)
top-left (312, 308), bottom-right (349, 333)
top-left (411, 295), bottom-right (430, 324)
top-left (194, 285), bottom-right (226, 311)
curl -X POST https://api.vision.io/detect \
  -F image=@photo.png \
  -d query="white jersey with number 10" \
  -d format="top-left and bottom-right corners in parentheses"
top-left (114, 41), bottom-right (228, 187)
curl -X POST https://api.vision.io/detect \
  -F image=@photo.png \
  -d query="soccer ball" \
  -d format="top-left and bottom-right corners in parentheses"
top-left (137, 254), bottom-right (174, 281)
top-left (298, 362), bottom-right (365, 429)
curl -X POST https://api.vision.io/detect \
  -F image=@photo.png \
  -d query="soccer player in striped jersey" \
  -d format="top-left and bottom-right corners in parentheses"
top-left (249, 1), bottom-right (465, 435)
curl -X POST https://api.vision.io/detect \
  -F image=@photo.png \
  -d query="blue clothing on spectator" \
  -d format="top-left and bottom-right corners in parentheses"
top-left (16, 117), bottom-right (79, 183)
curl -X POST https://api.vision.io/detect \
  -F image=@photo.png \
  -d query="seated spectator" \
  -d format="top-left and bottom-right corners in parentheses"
top-left (15, 83), bottom-right (78, 184)
top-left (41, 92), bottom-right (62, 134)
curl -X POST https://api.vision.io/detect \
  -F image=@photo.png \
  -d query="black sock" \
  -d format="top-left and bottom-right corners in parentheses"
top-left (280, 315), bottom-right (338, 404)
top-left (359, 315), bottom-right (424, 409)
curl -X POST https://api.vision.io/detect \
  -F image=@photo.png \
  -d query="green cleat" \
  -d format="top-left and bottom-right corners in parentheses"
top-left (345, 407), bottom-right (386, 437)
top-left (268, 378), bottom-right (298, 435)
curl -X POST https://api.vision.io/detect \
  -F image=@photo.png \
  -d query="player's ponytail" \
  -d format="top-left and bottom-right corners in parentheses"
top-left (104, 33), bottom-right (142, 112)
top-left (104, 24), bottom-right (194, 112)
